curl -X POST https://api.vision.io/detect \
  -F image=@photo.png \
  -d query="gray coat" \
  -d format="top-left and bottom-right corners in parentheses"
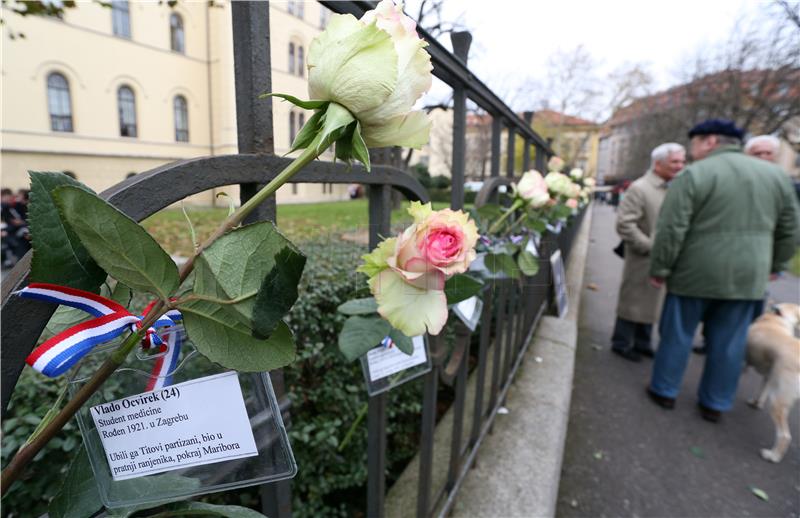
top-left (615, 170), bottom-right (668, 323)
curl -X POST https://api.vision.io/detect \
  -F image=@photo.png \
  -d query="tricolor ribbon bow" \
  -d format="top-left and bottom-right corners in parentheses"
top-left (17, 283), bottom-right (182, 385)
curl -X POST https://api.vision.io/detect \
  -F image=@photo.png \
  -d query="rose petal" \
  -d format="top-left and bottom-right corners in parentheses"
top-left (362, 110), bottom-right (431, 149)
top-left (369, 269), bottom-right (449, 336)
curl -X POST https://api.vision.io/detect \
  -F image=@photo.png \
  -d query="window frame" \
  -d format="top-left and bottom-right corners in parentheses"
top-left (111, 0), bottom-right (131, 38)
top-left (170, 12), bottom-right (185, 53)
top-left (117, 85), bottom-right (138, 138)
top-left (46, 72), bottom-right (74, 132)
top-left (288, 42), bottom-right (295, 75)
top-left (297, 45), bottom-right (305, 77)
top-left (173, 95), bottom-right (189, 142)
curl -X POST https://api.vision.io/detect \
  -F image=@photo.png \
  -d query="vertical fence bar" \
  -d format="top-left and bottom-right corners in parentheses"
top-left (502, 281), bottom-right (517, 385)
top-left (469, 285), bottom-right (493, 446)
top-left (488, 281), bottom-right (508, 413)
top-left (233, 0), bottom-right (276, 224)
top-left (417, 334), bottom-right (439, 518)
top-left (449, 32), bottom-right (471, 211)
top-left (522, 112), bottom-right (533, 172)
top-left (446, 323), bottom-right (471, 490)
top-left (232, 3), bottom-right (290, 516)
top-left (367, 183), bottom-right (391, 518)
top-left (491, 117), bottom-right (502, 178)
top-left (535, 144), bottom-right (546, 172)
top-left (506, 127), bottom-right (516, 178)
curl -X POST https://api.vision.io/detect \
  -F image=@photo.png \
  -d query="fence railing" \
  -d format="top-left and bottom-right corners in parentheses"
top-left (0, 2), bottom-right (587, 517)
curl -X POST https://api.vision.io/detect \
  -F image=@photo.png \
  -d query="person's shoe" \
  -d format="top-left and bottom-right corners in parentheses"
top-left (646, 387), bottom-right (675, 409)
top-left (692, 345), bottom-right (708, 355)
top-left (698, 402), bottom-right (721, 423)
top-left (634, 347), bottom-right (655, 358)
top-left (612, 347), bottom-right (641, 362)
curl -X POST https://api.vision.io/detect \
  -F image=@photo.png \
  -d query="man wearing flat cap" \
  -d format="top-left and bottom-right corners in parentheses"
top-left (646, 119), bottom-right (800, 422)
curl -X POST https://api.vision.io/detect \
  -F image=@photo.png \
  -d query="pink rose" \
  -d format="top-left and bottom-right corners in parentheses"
top-left (358, 202), bottom-right (479, 336)
top-left (548, 156), bottom-right (565, 172)
top-left (566, 198), bottom-right (578, 209)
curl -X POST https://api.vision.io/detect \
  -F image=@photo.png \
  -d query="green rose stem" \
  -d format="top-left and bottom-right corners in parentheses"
top-left (487, 199), bottom-right (524, 235)
top-left (0, 136), bottom-right (323, 495)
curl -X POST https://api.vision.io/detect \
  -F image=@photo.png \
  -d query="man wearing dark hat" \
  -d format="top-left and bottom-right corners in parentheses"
top-left (645, 119), bottom-right (800, 422)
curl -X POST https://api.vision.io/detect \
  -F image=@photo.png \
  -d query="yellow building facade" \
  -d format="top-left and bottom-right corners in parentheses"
top-left (1, 0), bottom-right (349, 204)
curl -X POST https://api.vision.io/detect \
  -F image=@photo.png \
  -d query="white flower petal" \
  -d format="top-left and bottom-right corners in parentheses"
top-left (370, 269), bottom-right (449, 336)
top-left (362, 110), bottom-right (431, 149)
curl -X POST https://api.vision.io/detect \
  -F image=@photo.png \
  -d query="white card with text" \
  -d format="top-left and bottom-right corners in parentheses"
top-left (366, 335), bottom-right (427, 382)
top-left (525, 238), bottom-right (539, 257)
top-left (454, 296), bottom-right (483, 331)
top-left (90, 372), bottom-right (258, 481)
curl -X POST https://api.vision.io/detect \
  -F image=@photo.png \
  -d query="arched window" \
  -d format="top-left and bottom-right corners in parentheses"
top-left (289, 111), bottom-right (296, 142)
top-left (111, 0), bottom-right (130, 38)
top-left (288, 42), bottom-right (295, 75)
top-left (170, 13), bottom-right (184, 53)
top-left (117, 86), bottom-right (137, 137)
top-left (297, 45), bottom-right (304, 77)
top-left (174, 95), bottom-right (189, 142)
top-left (47, 72), bottom-right (73, 132)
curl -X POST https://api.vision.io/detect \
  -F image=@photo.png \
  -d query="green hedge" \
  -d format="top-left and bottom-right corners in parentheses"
top-left (1, 238), bottom-right (425, 517)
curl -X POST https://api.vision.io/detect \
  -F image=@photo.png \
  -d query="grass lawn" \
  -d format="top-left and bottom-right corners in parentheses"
top-left (142, 199), bottom-right (454, 256)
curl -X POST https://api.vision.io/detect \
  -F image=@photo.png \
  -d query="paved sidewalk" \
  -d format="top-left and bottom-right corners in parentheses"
top-left (557, 204), bottom-right (800, 518)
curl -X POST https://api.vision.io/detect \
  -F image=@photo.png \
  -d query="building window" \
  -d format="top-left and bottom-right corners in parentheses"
top-left (174, 95), bottom-right (189, 142)
top-left (298, 112), bottom-right (305, 132)
top-left (296, 1), bottom-right (304, 19)
top-left (288, 42), bottom-right (295, 75)
top-left (117, 85), bottom-right (137, 137)
top-left (47, 72), bottom-right (73, 132)
top-left (287, 0), bottom-right (295, 15)
top-left (289, 111), bottom-right (296, 142)
top-left (292, 183), bottom-right (298, 195)
top-left (297, 46), bottom-right (304, 77)
top-left (170, 13), bottom-right (184, 53)
top-left (112, 0), bottom-right (131, 38)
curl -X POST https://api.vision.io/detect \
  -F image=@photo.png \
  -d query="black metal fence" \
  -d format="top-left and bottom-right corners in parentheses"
top-left (0, 2), bottom-right (586, 517)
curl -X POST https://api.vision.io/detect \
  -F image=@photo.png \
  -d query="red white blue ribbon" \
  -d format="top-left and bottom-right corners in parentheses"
top-left (17, 283), bottom-right (182, 379)
top-left (145, 329), bottom-right (182, 391)
top-left (381, 336), bottom-right (394, 349)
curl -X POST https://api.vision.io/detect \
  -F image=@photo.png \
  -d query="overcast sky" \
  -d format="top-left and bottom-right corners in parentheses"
top-left (405, 0), bottom-right (776, 115)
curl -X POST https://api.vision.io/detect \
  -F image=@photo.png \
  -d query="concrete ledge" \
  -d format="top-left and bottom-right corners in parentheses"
top-left (452, 206), bottom-right (593, 518)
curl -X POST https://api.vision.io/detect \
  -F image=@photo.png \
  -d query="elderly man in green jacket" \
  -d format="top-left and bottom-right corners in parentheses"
top-left (646, 119), bottom-right (800, 422)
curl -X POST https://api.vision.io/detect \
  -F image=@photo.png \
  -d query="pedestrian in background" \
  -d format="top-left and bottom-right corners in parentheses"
top-left (647, 119), bottom-right (800, 422)
top-left (611, 143), bottom-right (686, 362)
top-left (744, 135), bottom-right (780, 163)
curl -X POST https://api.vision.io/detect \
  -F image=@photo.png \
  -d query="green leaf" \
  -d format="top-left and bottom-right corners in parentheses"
top-left (52, 186), bottom-right (179, 300)
top-left (318, 102), bottom-right (356, 154)
top-left (50, 448), bottom-right (203, 518)
top-left (749, 486), bottom-right (769, 501)
top-left (153, 502), bottom-right (267, 517)
top-left (689, 446), bottom-right (705, 459)
top-left (192, 221), bottom-right (304, 327)
top-left (337, 297), bottom-right (379, 315)
top-left (29, 172), bottom-right (106, 292)
top-left (334, 126), bottom-right (355, 165)
top-left (260, 92), bottom-right (329, 110)
top-left (338, 315), bottom-right (390, 361)
top-left (253, 246), bottom-right (307, 338)
top-left (444, 274), bottom-right (484, 304)
top-left (389, 327), bottom-right (413, 355)
top-left (517, 250), bottom-right (540, 277)
top-left (289, 109), bottom-right (325, 153)
top-left (110, 281), bottom-right (132, 307)
top-left (42, 305), bottom-right (90, 341)
top-left (485, 253), bottom-right (520, 279)
top-left (477, 204), bottom-right (503, 221)
top-left (526, 216), bottom-right (547, 233)
top-left (49, 448), bottom-right (103, 518)
top-left (351, 121), bottom-right (371, 171)
top-left (182, 299), bottom-right (296, 371)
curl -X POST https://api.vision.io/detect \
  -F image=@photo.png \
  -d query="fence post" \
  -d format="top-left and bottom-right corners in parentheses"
top-left (232, 3), bottom-right (291, 516)
top-left (506, 126), bottom-right (516, 178)
top-left (522, 111), bottom-right (533, 171)
top-left (449, 31), bottom-right (471, 211)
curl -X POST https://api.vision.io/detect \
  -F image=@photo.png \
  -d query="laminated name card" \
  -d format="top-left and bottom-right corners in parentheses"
top-left (453, 296), bottom-right (483, 332)
top-left (360, 335), bottom-right (431, 396)
top-left (71, 327), bottom-right (297, 509)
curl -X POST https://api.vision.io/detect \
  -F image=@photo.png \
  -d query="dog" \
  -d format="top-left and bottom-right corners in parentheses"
top-left (745, 302), bottom-right (800, 463)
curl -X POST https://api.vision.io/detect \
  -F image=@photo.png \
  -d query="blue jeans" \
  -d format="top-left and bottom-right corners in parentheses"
top-left (650, 294), bottom-right (760, 411)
